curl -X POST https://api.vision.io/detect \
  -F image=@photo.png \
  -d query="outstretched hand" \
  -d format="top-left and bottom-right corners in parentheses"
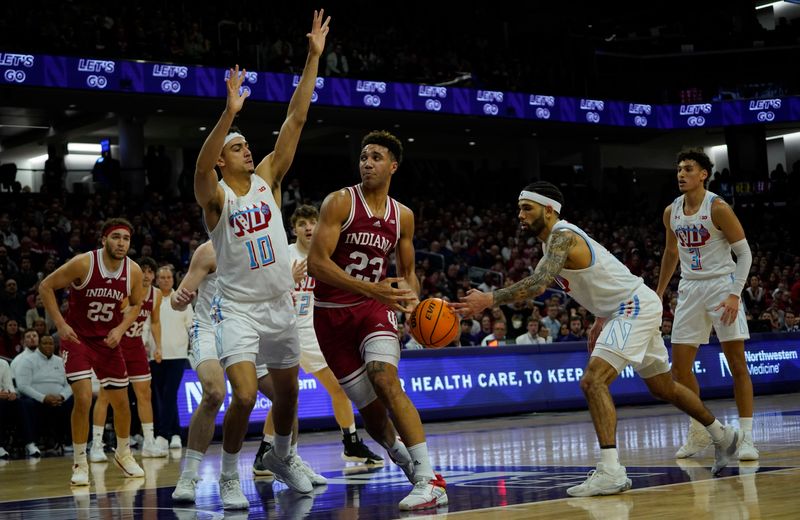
top-left (225, 64), bottom-right (250, 114)
top-left (307, 9), bottom-right (331, 58)
top-left (449, 289), bottom-right (492, 318)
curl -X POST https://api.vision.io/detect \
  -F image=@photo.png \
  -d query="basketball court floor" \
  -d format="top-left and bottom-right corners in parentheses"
top-left (0, 392), bottom-right (797, 519)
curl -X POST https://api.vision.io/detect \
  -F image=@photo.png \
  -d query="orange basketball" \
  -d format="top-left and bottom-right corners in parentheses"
top-left (407, 298), bottom-right (459, 348)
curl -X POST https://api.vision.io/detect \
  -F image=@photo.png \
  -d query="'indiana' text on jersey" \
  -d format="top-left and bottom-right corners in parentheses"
top-left (343, 231), bottom-right (392, 254)
top-left (675, 224), bottom-right (711, 248)
top-left (229, 201), bottom-right (272, 238)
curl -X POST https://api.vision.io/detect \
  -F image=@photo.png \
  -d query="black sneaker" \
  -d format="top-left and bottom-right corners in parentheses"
top-left (253, 440), bottom-right (274, 477)
top-left (342, 432), bottom-right (384, 465)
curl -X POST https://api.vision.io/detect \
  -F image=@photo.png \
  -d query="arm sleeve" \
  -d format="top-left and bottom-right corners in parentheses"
top-left (730, 239), bottom-right (752, 297)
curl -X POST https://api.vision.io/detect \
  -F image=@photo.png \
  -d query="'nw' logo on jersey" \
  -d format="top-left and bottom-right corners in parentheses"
top-left (675, 225), bottom-right (710, 248)
top-left (229, 201), bottom-right (272, 238)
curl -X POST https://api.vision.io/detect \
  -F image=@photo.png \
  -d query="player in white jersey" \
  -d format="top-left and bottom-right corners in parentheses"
top-left (656, 149), bottom-right (756, 461)
top-left (252, 205), bottom-right (383, 476)
top-left (193, 10), bottom-right (330, 509)
top-left (454, 181), bottom-right (740, 497)
top-left (169, 242), bottom-right (227, 502)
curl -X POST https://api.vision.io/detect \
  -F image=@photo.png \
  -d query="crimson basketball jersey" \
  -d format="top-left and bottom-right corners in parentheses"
top-left (120, 284), bottom-right (155, 347)
top-left (314, 184), bottom-right (401, 307)
top-left (66, 249), bottom-right (131, 340)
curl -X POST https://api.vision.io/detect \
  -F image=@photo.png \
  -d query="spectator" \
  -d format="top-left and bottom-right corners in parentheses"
top-left (325, 42), bottom-right (349, 76)
top-left (0, 319), bottom-right (23, 362)
top-left (0, 357), bottom-right (17, 459)
top-left (0, 217), bottom-right (20, 251)
top-left (150, 265), bottom-right (191, 450)
top-left (661, 318), bottom-right (673, 340)
top-left (541, 303), bottom-right (561, 339)
top-left (10, 329), bottom-right (38, 377)
top-left (555, 322), bottom-right (571, 342)
top-left (563, 316), bottom-right (585, 341)
top-left (1, 279), bottom-right (28, 324)
top-left (784, 310), bottom-right (799, 332)
top-left (475, 315), bottom-right (493, 344)
top-left (536, 320), bottom-right (553, 343)
top-left (15, 335), bottom-right (72, 456)
top-left (15, 257), bottom-right (38, 293)
top-left (25, 295), bottom-right (53, 332)
top-left (515, 317), bottom-right (547, 345)
top-left (481, 321), bottom-right (514, 346)
top-left (0, 248), bottom-right (19, 279)
top-left (457, 319), bottom-right (478, 346)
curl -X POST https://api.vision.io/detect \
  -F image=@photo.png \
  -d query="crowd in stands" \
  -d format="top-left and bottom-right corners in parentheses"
top-left (2, 2), bottom-right (799, 101)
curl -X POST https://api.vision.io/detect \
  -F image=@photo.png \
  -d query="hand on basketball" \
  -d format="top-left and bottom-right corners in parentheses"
top-left (292, 259), bottom-right (308, 285)
top-left (225, 65), bottom-right (250, 114)
top-left (450, 289), bottom-right (492, 317)
top-left (371, 277), bottom-right (417, 313)
top-left (172, 287), bottom-right (196, 310)
top-left (57, 322), bottom-right (79, 344)
top-left (104, 326), bottom-right (124, 348)
top-left (714, 294), bottom-right (740, 326)
top-left (307, 9), bottom-right (331, 58)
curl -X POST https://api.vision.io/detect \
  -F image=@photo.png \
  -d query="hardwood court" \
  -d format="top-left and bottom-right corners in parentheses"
top-left (0, 392), bottom-right (797, 519)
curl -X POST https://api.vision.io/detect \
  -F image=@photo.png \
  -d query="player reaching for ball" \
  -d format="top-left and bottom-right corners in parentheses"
top-left (308, 130), bottom-right (447, 511)
top-left (452, 181), bottom-right (741, 497)
top-left (408, 298), bottom-right (460, 348)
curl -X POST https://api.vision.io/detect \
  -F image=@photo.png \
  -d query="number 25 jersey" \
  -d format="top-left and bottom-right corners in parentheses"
top-left (314, 184), bottom-right (400, 308)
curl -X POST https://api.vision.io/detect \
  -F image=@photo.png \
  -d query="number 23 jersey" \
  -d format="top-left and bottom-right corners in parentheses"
top-left (209, 175), bottom-right (292, 302)
top-left (314, 184), bottom-right (400, 308)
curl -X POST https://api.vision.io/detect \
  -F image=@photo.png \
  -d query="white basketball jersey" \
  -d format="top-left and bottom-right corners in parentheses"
top-left (544, 221), bottom-right (645, 317)
top-left (288, 243), bottom-right (314, 330)
top-left (670, 191), bottom-right (735, 280)
top-left (194, 271), bottom-right (217, 328)
top-left (208, 175), bottom-right (292, 302)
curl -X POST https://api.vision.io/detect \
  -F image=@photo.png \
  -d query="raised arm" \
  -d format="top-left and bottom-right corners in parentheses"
top-left (195, 65), bottom-right (250, 230)
top-left (307, 189), bottom-right (414, 311)
top-left (453, 229), bottom-right (576, 316)
top-left (655, 205), bottom-right (679, 299)
top-left (256, 9), bottom-right (331, 200)
top-left (171, 242), bottom-right (216, 311)
top-left (39, 253), bottom-right (91, 344)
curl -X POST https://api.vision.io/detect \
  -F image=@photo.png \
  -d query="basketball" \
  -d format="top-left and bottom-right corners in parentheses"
top-left (408, 298), bottom-right (459, 348)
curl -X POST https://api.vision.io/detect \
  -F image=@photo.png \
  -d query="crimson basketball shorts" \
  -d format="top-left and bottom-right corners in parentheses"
top-left (62, 337), bottom-right (129, 389)
top-left (120, 339), bottom-right (151, 383)
top-left (314, 299), bottom-right (399, 399)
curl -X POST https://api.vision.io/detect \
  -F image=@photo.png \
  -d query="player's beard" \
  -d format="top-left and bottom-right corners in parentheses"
top-left (106, 242), bottom-right (127, 260)
top-left (523, 212), bottom-right (547, 238)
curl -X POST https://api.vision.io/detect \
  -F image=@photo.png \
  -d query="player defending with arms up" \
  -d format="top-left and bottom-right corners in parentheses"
top-left (454, 182), bottom-right (740, 497)
top-left (193, 10), bottom-right (330, 510)
top-left (39, 218), bottom-right (146, 486)
top-left (308, 130), bottom-right (447, 511)
top-left (656, 149), bottom-right (757, 461)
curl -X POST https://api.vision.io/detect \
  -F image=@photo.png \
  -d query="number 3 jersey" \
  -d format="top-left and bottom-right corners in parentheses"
top-left (670, 190), bottom-right (735, 280)
top-left (314, 183), bottom-right (401, 308)
top-left (66, 248), bottom-right (131, 340)
top-left (209, 174), bottom-right (292, 302)
top-left (119, 284), bottom-right (155, 349)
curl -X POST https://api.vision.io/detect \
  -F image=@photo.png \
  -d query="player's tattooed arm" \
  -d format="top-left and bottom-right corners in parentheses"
top-left (493, 229), bottom-right (575, 305)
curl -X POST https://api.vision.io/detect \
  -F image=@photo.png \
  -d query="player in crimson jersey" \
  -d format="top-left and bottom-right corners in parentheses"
top-left (89, 256), bottom-right (168, 462)
top-left (39, 218), bottom-right (146, 486)
top-left (308, 130), bottom-right (447, 511)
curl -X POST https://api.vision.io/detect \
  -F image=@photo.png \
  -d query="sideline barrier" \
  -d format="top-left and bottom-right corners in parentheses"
top-left (175, 332), bottom-right (800, 430)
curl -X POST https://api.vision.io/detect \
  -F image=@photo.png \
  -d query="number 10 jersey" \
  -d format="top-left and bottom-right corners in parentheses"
top-left (314, 184), bottom-right (400, 308)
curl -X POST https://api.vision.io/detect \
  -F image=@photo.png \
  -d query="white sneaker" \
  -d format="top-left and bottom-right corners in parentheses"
top-left (712, 426), bottom-right (740, 475)
top-left (141, 439), bottom-right (169, 458)
top-left (219, 473), bottom-right (249, 510)
top-left (296, 455), bottom-right (328, 486)
top-left (675, 420), bottom-right (712, 458)
top-left (89, 443), bottom-right (108, 463)
top-left (170, 435), bottom-right (182, 450)
top-left (25, 442), bottom-right (41, 457)
top-left (398, 476), bottom-right (448, 511)
top-left (737, 431), bottom-right (759, 461)
top-left (172, 476), bottom-right (199, 502)
top-left (566, 463), bottom-right (632, 497)
top-left (71, 463), bottom-right (90, 486)
top-left (114, 452), bottom-right (145, 478)
top-left (261, 449), bottom-right (313, 494)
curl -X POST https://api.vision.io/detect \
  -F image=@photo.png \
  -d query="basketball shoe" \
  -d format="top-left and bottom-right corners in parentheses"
top-left (711, 426), bottom-right (740, 475)
top-left (567, 463), bottom-right (632, 497)
top-left (342, 432), bottom-right (384, 465)
top-left (252, 440), bottom-right (274, 477)
top-left (675, 418), bottom-right (712, 458)
top-left (398, 474), bottom-right (448, 511)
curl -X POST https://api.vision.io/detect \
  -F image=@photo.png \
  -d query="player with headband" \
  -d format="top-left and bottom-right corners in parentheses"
top-left (453, 181), bottom-right (740, 496)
